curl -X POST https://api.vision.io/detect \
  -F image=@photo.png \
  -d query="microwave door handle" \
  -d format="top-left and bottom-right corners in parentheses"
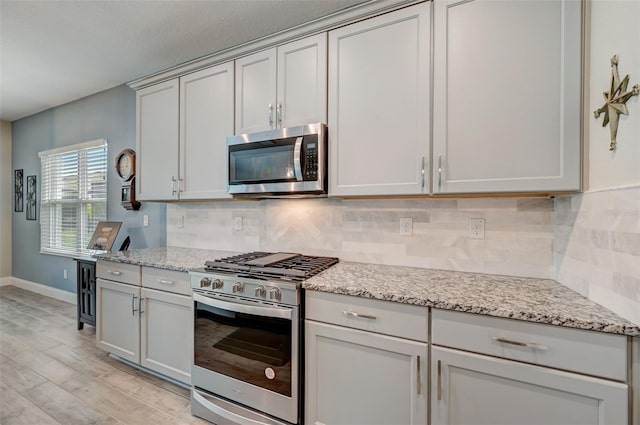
top-left (293, 137), bottom-right (304, 181)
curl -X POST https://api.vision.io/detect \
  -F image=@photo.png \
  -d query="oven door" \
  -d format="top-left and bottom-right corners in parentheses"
top-left (192, 291), bottom-right (299, 424)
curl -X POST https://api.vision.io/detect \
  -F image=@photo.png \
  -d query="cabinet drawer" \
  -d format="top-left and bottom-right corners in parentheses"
top-left (142, 267), bottom-right (190, 296)
top-left (306, 291), bottom-right (428, 342)
top-left (431, 309), bottom-right (627, 381)
top-left (96, 261), bottom-right (141, 286)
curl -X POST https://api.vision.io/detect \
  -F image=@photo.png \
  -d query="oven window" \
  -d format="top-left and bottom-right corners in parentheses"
top-left (194, 299), bottom-right (292, 396)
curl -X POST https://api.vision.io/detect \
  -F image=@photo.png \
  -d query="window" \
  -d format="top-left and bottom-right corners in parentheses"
top-left (39, 139), bottom-right (108, 257)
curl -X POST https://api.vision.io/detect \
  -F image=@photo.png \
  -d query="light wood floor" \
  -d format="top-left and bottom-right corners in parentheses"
top-left (0, 285), bottom-right (211, 425)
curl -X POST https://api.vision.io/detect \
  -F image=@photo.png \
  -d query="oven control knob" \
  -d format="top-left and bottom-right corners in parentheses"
top-left (200, 277), bottom-right (212, 288)
top-left (255, 285), bottom-right (266, 298)
top-left (232, 282), bottom-right (244, 293)
top-left (269, 287), bottom-right (281, 301)
top-left (212, 279), bottom-right (224, 289)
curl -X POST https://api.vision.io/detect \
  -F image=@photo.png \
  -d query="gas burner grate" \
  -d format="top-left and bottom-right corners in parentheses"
top-left (203, 252), bottom-right (338, 280)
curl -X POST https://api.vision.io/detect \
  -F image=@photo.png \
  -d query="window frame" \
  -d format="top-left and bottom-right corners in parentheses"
top-left (38, 139), bottom-right (108, 258)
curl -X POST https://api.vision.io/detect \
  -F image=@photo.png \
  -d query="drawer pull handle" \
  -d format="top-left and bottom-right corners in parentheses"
top-left (493, 336), bottom-right (548, 351)
top-left (107, 270), bottom-right (122, 276)
top-left (158, 279), bottom-right (175, 285)
top-left (416, 355), bottom-right (421, 395)
top-left (342, 310), bottom-right (376, 320)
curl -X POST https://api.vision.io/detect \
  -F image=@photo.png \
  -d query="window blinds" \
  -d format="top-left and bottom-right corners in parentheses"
top-left (39, 139), bottom-right (108, 257)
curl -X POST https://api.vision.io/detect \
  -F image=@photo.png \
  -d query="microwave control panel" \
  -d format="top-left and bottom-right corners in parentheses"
top-left (303, 136), bottom-right (319, 181)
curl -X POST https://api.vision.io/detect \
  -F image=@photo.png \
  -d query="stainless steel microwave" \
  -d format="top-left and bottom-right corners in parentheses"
top-left (227, 123), bottom-right (327, 197)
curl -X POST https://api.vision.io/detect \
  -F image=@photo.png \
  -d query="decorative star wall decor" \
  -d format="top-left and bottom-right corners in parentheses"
top-left (594, 55), bottom-right (639, 151)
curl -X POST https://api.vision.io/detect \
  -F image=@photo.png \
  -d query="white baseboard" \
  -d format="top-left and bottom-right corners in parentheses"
top-left (0, 276), bottom-right (13, 287)
top-left (7, 277), bottom-right (76, 305)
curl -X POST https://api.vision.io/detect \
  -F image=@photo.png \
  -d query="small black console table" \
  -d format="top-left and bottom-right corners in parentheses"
top-left (75, 257), bottom-right (97, 330)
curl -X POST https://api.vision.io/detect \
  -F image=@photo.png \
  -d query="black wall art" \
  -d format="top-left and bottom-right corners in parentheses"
top-left (14, 169), bottom-right (23, 212)
top-left (26, 175), bottom-right (37, 221)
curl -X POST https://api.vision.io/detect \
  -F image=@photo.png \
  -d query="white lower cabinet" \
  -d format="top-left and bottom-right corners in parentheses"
top-left (96, 278), bottom-right (140, 363)
top-left (140, 287), bottom-right (191, 384)
top-left (96, 262), bottom-right (191, 384)
top-left (431, 346), bottom-right (627, 425)
top-left (431, 309), bottom-right (629, 425)
top-left (305, 292), bottom-right (428, 425)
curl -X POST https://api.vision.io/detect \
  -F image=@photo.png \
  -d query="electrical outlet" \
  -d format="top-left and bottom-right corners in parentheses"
top-left (63, 269), bottom-right (68, 279)
top-left (143, 215), bottom-right (149, 227)
top-left (233, 216), bottom-right (243, 231)
top-left (399, 217), bottom-right (413, 236)
top-left (468, 218), bottom-right (485, 239)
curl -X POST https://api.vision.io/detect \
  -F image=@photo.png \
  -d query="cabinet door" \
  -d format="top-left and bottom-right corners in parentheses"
top-left (96, 279), bottom-right (140, 363)
top-left (140, 288), bottom-right (192, 384)
top-left (306, 320), bottom-right (427, 425)
top-left (432, 0), bottom-right (581, 194)
top-left (328, 3), bottom-right (431, 196)
top-left (277, 33), bottom-right (327, 128)
top-left (431, 346), bottom-right (628, 425)
top-left (180, 63), bottom-right (234, 200)
top-left (136, 79), bottom-right (180, 200)
top-left (235, 48), bottom-right (277, 134)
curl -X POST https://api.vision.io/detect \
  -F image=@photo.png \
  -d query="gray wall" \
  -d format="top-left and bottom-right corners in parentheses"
top-left (11, 85), bottom-right (166, 293)
top-left (1, 121), bottom-right (12, 278)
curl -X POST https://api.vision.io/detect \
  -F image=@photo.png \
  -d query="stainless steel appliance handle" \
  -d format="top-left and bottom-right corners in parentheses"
top-left (293, 136), bottom-right (303, 181)
top-left (192, 391), bottom-right (270, 425)
top-left (193, 292), bottom-right (292, 320)
top-left (492, 336), bottom-right (548, 351)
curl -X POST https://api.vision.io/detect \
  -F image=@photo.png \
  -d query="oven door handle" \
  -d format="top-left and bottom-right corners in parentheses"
top-left (193, 292), bottom-right (292, 320)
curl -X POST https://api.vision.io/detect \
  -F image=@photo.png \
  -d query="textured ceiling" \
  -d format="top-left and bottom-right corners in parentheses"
top-left (0, 0), bottom-right (364, 122)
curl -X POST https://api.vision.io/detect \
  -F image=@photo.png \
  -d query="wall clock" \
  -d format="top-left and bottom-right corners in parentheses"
top-left (115, 149), bottom-right (141, 210)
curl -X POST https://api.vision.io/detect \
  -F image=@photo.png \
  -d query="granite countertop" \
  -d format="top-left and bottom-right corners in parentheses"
top-left (97, 247), bottom-right (640, 336)
top-left (303, 262), bottom-right (640, 337)
top-left (96, 247), bottom-right (239, 272)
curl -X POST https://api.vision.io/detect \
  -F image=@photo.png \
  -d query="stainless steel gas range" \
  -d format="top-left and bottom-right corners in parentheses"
top-left (189, 252), bottom-right (338, 425)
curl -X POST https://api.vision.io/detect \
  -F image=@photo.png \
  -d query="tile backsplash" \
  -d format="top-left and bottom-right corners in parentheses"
top-left (167, 197), bottom-right (555, 279)
top-left (555, 186), bottom-right (640, 325)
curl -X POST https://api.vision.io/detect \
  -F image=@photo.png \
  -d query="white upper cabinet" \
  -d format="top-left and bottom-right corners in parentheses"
top-left (136, 62), bottom-right (234, 201)
top-left (432, 0), bottom-right (582, 194)
top-left (235, 33), bottom-right (327, 134)
top-left (328, 3), bottom-right (431, 196)
top-left (235, 48), bottom-right (277, 134)
top-left (277, 34), bottom-right (327, 128)
top-left (136, 79), bottom-right (180, 200)
top-left (180, 63), bottom-right (234, 200)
